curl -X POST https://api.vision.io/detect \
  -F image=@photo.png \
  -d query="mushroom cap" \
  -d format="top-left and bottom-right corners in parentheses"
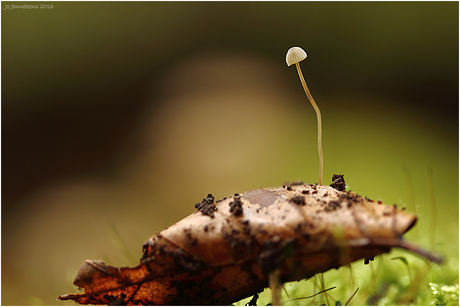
top-left (286, 46), bottom-right (307, 66)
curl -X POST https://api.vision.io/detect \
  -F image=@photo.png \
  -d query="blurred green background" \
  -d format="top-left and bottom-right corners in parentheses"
top-left (2, 2), bottom-right (458, 305)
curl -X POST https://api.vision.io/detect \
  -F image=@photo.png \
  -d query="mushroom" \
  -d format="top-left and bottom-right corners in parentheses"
top-left (286, 46), bottom-right (323, 186)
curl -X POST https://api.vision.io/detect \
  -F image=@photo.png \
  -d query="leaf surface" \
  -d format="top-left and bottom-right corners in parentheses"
top-left (58, 182), bottom-right (441, 305)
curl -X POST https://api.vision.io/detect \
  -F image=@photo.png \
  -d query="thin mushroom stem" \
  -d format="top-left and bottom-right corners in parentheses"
top-left (295, 62), bottom-right (323, 185)
top-left (269, 269), bottom-right (282, 306)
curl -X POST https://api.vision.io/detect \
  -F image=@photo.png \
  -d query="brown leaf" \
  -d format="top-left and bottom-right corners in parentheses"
top-left (58, 183), bottom-right (442, 305)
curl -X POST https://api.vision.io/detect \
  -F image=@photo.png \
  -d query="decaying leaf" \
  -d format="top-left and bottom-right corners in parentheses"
top-left (58, 176), bottom-right (442, 305)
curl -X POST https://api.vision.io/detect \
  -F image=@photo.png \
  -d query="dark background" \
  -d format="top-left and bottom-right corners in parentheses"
top-left (2, 2), bottom-right (458, 305)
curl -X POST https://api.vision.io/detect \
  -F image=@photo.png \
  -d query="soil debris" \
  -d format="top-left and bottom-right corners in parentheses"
top-left (283, 180), bottom-right (304, 191)
top-left (195, 193), bottom-right (218, 218)
top-left (289, 195), bottom-right (306, 206)
top-left (229, 197), bottom-right (243, 217)
top-left (330, 174), bottom-right (346, 191)
top-left (325, 199), bottom-right (342, 211)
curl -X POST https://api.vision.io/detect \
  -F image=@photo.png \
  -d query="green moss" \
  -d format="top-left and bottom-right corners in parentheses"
top-left (234, 234), bottom-right (458, 306)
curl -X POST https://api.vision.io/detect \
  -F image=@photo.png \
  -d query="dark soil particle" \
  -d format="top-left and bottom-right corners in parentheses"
top-left (325, 200), bottom-right (342, 212)
top-left (164, 248), bottom-right (205, 272)
top-left (195, 194), bottom-right (218, 218)
top-left (284, 180), bottom-right (304, 191)
top-left (338, 192), bottom-right (356, 208)
top-left (229, 197), bottom-right (243, 217)
top-left (258, 242), bottom-right (283, 275)
top-left (289, 195), bottom-right (306, 206)
top-left (339, 191), bottom-right (355, 200)
top-left (224, 229), bottom-right (252, 261)
top-left (184, 229), bottom-right (198, 246)
top-left (330, 174), bottom-right (346, 191)
top-left (257, 238), bottom-right (297, 276)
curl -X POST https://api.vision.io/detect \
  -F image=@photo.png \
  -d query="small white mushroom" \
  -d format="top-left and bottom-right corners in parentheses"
top-left (286, 46), bottom-right (307, 67)
top-left (286, 46), bottom-right (323, 186)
